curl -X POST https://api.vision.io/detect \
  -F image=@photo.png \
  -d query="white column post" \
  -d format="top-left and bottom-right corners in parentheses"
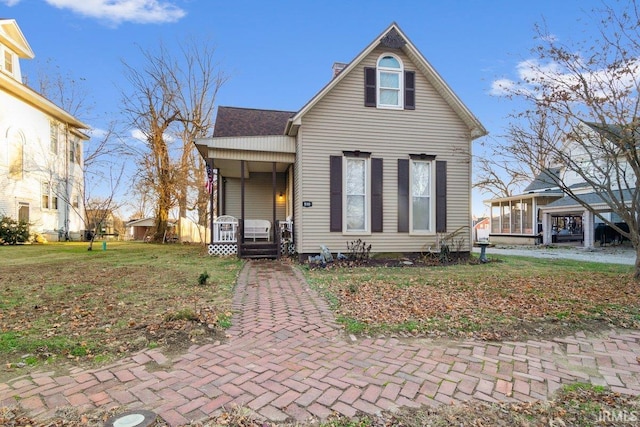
top-left (583, 210), bottom-right (594, 248)
top-left (542, 212), bottom-right (553, 245)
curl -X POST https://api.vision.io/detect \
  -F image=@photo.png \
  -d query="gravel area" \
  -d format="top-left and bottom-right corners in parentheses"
top-left (473, 244), bottom-right (636, 265)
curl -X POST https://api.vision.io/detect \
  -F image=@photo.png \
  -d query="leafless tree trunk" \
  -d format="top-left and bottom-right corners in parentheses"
top-left (121, 39), bottom-right (227, 242)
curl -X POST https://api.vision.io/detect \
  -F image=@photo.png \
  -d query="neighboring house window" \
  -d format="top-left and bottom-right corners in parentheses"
top-left (69, 140), bottom-right (76, 163)
top-left (364, 54), bottom-right (415, 110)
top-left (330, 153), bottom-right (383, 233)
top-left (398, 157), bottom-right (447, 233)
top-left (410, 159), bottom-right (432, 232)
top-left (73, 193), bottom-right (80, 209)
top-left (42, 182), bottom-right (50, 209)
top-left (50, 121), bottom-right (59, 154)
top-left (41, 182), bottom-right (58, 210)
top-left (4, 50), bottom-right (12, 74)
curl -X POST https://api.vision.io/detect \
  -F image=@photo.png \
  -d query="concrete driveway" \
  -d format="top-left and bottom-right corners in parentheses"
top-left (473, 244), bottom-right (635, 265)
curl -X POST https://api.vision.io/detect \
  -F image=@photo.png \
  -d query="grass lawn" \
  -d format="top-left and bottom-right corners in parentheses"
top-left (304, 254), bottom-right (640, 340)
top-left (0, 241), bottom-right (242, 376)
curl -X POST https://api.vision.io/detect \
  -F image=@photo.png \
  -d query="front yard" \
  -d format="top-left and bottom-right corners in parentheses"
top-left (0, 242), bottom-right (242, 378)
top-left (2, 243), bottom-right (640, 426)
top-left (305, 254), bottom-right (640, 340)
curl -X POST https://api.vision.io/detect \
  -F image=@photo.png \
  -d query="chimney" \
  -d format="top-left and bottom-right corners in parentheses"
top-left (332, 62), bottom-right (348, 78)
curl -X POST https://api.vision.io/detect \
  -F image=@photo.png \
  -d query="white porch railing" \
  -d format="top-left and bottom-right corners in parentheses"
top-left (213, 215), bottom-right (293, 244)
top-left (213, 215), bottom-right (238, 242)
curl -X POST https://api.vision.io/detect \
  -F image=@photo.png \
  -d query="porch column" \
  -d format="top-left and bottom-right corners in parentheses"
top-left (542, 212), bottom-right (553, 245)
top-left (208, 159), bottom-right (215, 244)
top-left (272, 162), bottom-right (277, 241)
top-left (583, 209), bottom-right (594, 248)
top-left (241, 160), bottom-right (245, 243)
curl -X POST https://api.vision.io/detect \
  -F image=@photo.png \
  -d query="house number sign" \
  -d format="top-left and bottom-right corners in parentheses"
top-left (302, 201), bottom-right (312, 207)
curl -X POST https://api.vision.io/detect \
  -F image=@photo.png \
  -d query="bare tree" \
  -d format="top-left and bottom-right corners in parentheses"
top-left (495, 1), bottom-right (640, 278)
top-left (474, 109), bottom-right (562, 198)
top-left (121, 40), bottom-right (227, 242)
top-left (171, 38), bottom-right (228, 234)
top-left (31, 60), bottom-right (127, 249)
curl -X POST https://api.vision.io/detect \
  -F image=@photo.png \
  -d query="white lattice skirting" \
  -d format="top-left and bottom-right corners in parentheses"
top-left (208, 241), bottom-right (295, 257)
top-left (208, 243), bottom-right (237, 256)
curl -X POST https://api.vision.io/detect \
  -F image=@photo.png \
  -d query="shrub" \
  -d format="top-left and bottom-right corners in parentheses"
top-left (0, 215), bottom-right (30, 245)
top-left (346, 239), bottom-right (371, 262)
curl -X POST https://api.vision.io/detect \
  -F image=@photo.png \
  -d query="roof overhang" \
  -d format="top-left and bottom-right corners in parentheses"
top-left (0, 19), bottom-right (34, 59)
top-left (286, 22), bottom-right (487, 140)
top-left (484, 191), bottom-right (563, 205)
top-left (194, 135), bottom-right (296, 178)
top-left (0, 72), bottom-right (89, 132)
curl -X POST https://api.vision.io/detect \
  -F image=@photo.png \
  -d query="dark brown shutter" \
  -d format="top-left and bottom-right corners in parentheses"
top-left (330, 156), bottom-right (342, 232)
top-left (397, 159), bottom-right (409, 232)
top-left (364, 67), bottom-right (376, 107)
top-left (436, 161), bottom-right (447, 232)
top-left (404, 71), bottom-right (415, 110)
top-left (371, 158), bottom-right (383, 232)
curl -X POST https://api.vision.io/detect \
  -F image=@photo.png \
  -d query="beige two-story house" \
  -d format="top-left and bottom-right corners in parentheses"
top-left (196, 23), bottom-right (487, 260)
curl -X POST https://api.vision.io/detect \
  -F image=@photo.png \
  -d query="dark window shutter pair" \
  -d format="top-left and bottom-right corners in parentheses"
top-left (329, 156), bottom-right (383, 232)
top-left (397, 159), bottom-right (447, 232)
top-left (364, 68), bottom-right (415, 109)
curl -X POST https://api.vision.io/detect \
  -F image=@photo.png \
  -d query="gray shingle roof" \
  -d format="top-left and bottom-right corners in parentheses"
top-left (523, 167), bottom-right (561, 192)
top-left (213, 106), bottom-right (296, 137)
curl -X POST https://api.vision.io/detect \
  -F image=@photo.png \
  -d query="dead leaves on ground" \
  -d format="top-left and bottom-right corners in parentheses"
top-left (328, 271), bottom-right (640, 339)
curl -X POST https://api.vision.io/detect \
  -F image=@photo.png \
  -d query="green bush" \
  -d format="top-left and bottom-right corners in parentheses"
top-left (0, 215), bottom-right (30, 245)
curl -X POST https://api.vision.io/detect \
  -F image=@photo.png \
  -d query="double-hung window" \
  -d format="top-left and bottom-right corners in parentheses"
top-left (4, 49), bottom-right (13, 75)
top-left (410, 159), bottom-right (433, 232)
top-left (42, 182), bottom-right (50, 209)
top-left (377, 55), bottom-right (403, 108)
top-left (344, 156), bottom-right (369, 232)
top-left (50, 121), bottom-right (59, 154)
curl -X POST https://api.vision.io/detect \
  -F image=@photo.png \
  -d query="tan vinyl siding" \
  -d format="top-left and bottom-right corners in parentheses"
top-left (297, 46), bottom-right (472, 255)
top-left (224, 172), bottom-right (287, 223)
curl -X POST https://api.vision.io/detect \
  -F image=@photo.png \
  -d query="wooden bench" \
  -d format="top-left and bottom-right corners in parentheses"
top-left (244, 219), bottom-right (271, 241)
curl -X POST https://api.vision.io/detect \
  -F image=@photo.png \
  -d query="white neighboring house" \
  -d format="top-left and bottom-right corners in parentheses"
top-left (0, 19), bottom-right (89, 241)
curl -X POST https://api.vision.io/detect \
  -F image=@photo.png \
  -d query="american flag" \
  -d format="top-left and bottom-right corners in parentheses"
top-left (205, 164), bottom-right (214, 194)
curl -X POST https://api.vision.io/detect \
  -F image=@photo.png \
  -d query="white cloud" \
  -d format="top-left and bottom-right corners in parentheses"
top-left (489, 78), bottom-right (516, 96)
top-left (43, 0), bottom-right (186, 25)
top-left (0, 0), bottom-right (22, 6)
top-left (130, 128), bottom-right (147, 142)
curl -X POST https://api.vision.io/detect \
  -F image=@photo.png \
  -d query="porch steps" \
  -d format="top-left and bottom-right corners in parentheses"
top-left (240, 242), bottom-right (279, 259)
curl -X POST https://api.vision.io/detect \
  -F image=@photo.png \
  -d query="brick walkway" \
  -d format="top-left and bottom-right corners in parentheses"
top-left (2, 259), bottom-right (640, 425)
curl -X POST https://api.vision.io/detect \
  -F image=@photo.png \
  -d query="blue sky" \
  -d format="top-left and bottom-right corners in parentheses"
top-left (1, 0), bottom-right (620, 216)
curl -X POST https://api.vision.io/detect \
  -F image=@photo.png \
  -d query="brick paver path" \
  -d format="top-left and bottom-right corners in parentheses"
top-left (2, 259), bottom-right (640, 425)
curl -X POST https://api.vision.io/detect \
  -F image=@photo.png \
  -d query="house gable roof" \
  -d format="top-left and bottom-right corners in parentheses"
top-left (0, 19), bottom-right (34, 59)
top-left (286, 22), bottom-right (487, 139)
top-left (214, 106), bottom-right (296, 137)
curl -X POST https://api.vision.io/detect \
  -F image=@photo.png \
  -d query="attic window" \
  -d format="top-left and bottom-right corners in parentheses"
top-left (377, 54), bottom-right (403, 108)
top-left (364, 54), bottom-right (415, 110)
top-left (3, 50), bottom-right (12, 74)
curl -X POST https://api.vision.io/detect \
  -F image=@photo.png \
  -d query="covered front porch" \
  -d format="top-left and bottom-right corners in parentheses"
top-left (195, 134), bottom-right (296, 259)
